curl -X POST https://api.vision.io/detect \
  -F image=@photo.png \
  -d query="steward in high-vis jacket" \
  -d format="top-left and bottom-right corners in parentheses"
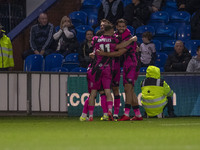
top-left (141, 66), bottom-right (174, 117)
top-left (0, 24), bottom-right (14, 71)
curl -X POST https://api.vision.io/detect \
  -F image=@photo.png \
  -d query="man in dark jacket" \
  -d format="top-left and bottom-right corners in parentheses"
top-left (123, 0), bottom-right (151, 29)
top-left (23, 13), bottom-right (55, 59)
top-left (177, 0), bottom-right (200, 15)
top-left (164, 40), bottom-right (192, 72)
top-left (98, 0), bottom-right (124, 25)
top-left (191, 10), bottom-right (200, 40)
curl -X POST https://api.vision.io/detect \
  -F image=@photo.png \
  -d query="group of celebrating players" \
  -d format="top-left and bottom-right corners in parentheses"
top-left (79, 18), bottom-right (143, 121)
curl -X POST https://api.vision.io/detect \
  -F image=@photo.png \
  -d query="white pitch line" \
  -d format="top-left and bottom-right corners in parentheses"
top-left (161, 123), bottom-right (200, 126)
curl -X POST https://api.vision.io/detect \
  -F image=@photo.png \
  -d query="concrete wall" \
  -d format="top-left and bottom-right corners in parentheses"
top-left (26, 0), bottom-right (46, 16)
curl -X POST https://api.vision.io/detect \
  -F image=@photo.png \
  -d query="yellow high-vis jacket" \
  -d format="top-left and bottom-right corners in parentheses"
top-left (141, 66), bottom-right (173, 117)
top-left (0, 32), bottom-right (14, 68)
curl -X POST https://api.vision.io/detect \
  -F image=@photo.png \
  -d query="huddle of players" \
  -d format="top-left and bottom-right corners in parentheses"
top-left (80, 18), bottom-right (143, 121)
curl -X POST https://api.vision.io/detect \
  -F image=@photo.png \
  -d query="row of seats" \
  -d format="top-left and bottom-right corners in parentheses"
top-left (24, 52), bottom-right (169, 72)
top-left (24, 53), bottom-right (86, 72)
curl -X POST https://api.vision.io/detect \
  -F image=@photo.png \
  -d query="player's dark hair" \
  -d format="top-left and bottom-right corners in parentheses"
top-left (100, 19), bottom-right (111, 25)
top-left (116, 18), bottom-right (127, 26)
top-left (142, 31), bottom-right (153, 41)
top-left (104, 24), bottom-right (114, 32)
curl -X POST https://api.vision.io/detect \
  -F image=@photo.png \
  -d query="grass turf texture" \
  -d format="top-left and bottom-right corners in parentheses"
top-left (0, 117), bottom-right (200, 150)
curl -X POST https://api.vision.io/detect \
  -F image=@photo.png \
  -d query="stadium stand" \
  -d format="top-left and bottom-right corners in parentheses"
top-left (24, 54), bottom-right (43, 71)
top-left (75, 25), bottom-right (94, 43)
top-left (69, 11), bottom-right (87, 27)
top-left (135, 25), bottom-right (155, 38)
top-left (168, 11), bottom-right (191, 29)
top-left (148, 11), bottom-right (169, 29)
top-left (127, 25), bottom-right (135, 35)
top-left (70, 67), bottom-right (87, 72)
top-left (88, 14), bottom-right (98, 27)
top-left (177, 25), bottom-right (191, 41)
top-left (51, 67), bottom-right (69, 72)
top-left (44, 53), bottom-right (64, 71)
top-left (185, 40), bottom-right (200, 56)
top-left (63, 53), bottom-right (79, 71)
top-left (152, 39), bottom-right (162, 52)
top-left (80, 0), bottom-right (101, 16)
top-left (162, 40), bottom-right (176, 55)
top-left (155, 52), bottom-right (168, 68)
top-left (154, 25), bottom-right (176, 42)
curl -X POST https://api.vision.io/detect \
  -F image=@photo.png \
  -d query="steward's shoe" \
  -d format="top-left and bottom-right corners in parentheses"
top-left (108, 111), bottom-right (114, 121)
top-left (100, 115), bottom-right (109, 121)
top-left (130, 116), bottom-right (143, 121)
top-left (113, 116), bottom-right (119, 121)
top-left (88, 117), bottom-right (93, 121)
top-left (79, 116), bottom-right (88, 121)
top-left (118, 115), bottom-right (130, 121)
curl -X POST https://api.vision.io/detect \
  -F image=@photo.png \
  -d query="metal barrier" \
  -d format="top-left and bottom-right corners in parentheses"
top-left (0, 72), bottom-right (69, 115)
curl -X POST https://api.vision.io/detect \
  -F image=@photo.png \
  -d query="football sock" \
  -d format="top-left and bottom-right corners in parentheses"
top-left (100, 94), bottom-right (108, 114)
top-left (88, 105), bottom-right (95, 118)
top-left (114, 95), bottom-right (120, 116)
top-left (132, 105), bottom-right (142, 117)
top-left (124, 104), bottom-right (131, 117)
top-left (82, 97), bottom-right (89, 114)
top-left (107, 101), bottom-right (113, 113)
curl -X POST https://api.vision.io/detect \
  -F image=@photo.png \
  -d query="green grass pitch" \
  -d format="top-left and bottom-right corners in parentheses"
top-left (0, 116), bottom-right (200, 150)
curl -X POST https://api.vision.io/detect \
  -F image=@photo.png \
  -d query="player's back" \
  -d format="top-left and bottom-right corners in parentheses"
top-left (93, 35), bottom-right (118, 67)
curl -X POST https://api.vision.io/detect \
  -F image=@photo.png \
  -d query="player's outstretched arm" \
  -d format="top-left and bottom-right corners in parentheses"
top-left (115, 36), bottom-right (137, 49)
top-left (97, 48), bottom-right (127, 57)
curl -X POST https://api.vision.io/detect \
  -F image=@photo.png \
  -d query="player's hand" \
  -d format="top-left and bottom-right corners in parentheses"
top-left (89, 52), bottom-right (95, 59)
top-left (131, 36), bottom-right (137, 42)
top-left (96, 49), bottom-right (105, 56)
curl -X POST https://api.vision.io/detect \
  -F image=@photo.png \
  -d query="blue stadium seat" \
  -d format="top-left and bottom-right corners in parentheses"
top-left (185, 40), bottom-right (200, 56)
top-left (24, 54), bottom-right (43, 71)
top-left (168, 11), bottom-right (191, 29)
top-left (69, 11), bottom-right (87, 27)
top-left (70, 67), bottom-right (87, 72)
top-left (152, 40), bottom-right (162, 52)
top-left (140, 67), bottom-right (147, 73)
top-left (161, 1), bottom-right (177, 16)
top-left (148, 11), bottom-right (169, 28)
top-left (159, 67), bottom-right (164, 72)
top-left (177, 25), bottom-right (191, 41)
top-left (76, 25), bottom-right (93, 43)
top-left (162, 40), bottom-right (176, 54)
top-left (88, 14), bottom-right (98, 26)
top-left (127, 25), bottom-right (135, 35)
top-left (155, 52), bottom-right (168, 68)
top-left (63, 53), bottom-right (79, 71)
top-left (154, 25), bottom-right (176, 42)
top-left (44, 53), bottom-right (64, 71)
top-left (55, 26), bottom-right (60, 32)
top-left (136, 25), bottom-right (155, 38)
top-left (51, 67), bottom-right (69, 72)
top-left (122, 0), bottom-right (132, 7)
top-left (80, 0), bottom-right (101, 16)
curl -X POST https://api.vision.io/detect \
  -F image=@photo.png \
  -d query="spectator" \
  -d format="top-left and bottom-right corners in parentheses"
top-left (78, 30), bottom-right (94, 68)
top-left (23, 13), bottom-right (55, 59)
top-left (123, 0), bottom-right (151, 29)
top-left (144, 0), bottom-right (165, 12)
top-left (164, 40), bottom-right (192, 72)
top-left (53, 16), bottom-right (79, 56)
top-left (190, 10), bottom-right (200, 40)
top-left (186, 46), bottom-right (200, 72)
top-left (0, 23), bottom-right (14, 71)
top-left (98, 0), bottom-right (124, 25)
top-left (177, 0), bottom-right (200, 15)
top-left (139, 31), bottom-right (156, 67)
